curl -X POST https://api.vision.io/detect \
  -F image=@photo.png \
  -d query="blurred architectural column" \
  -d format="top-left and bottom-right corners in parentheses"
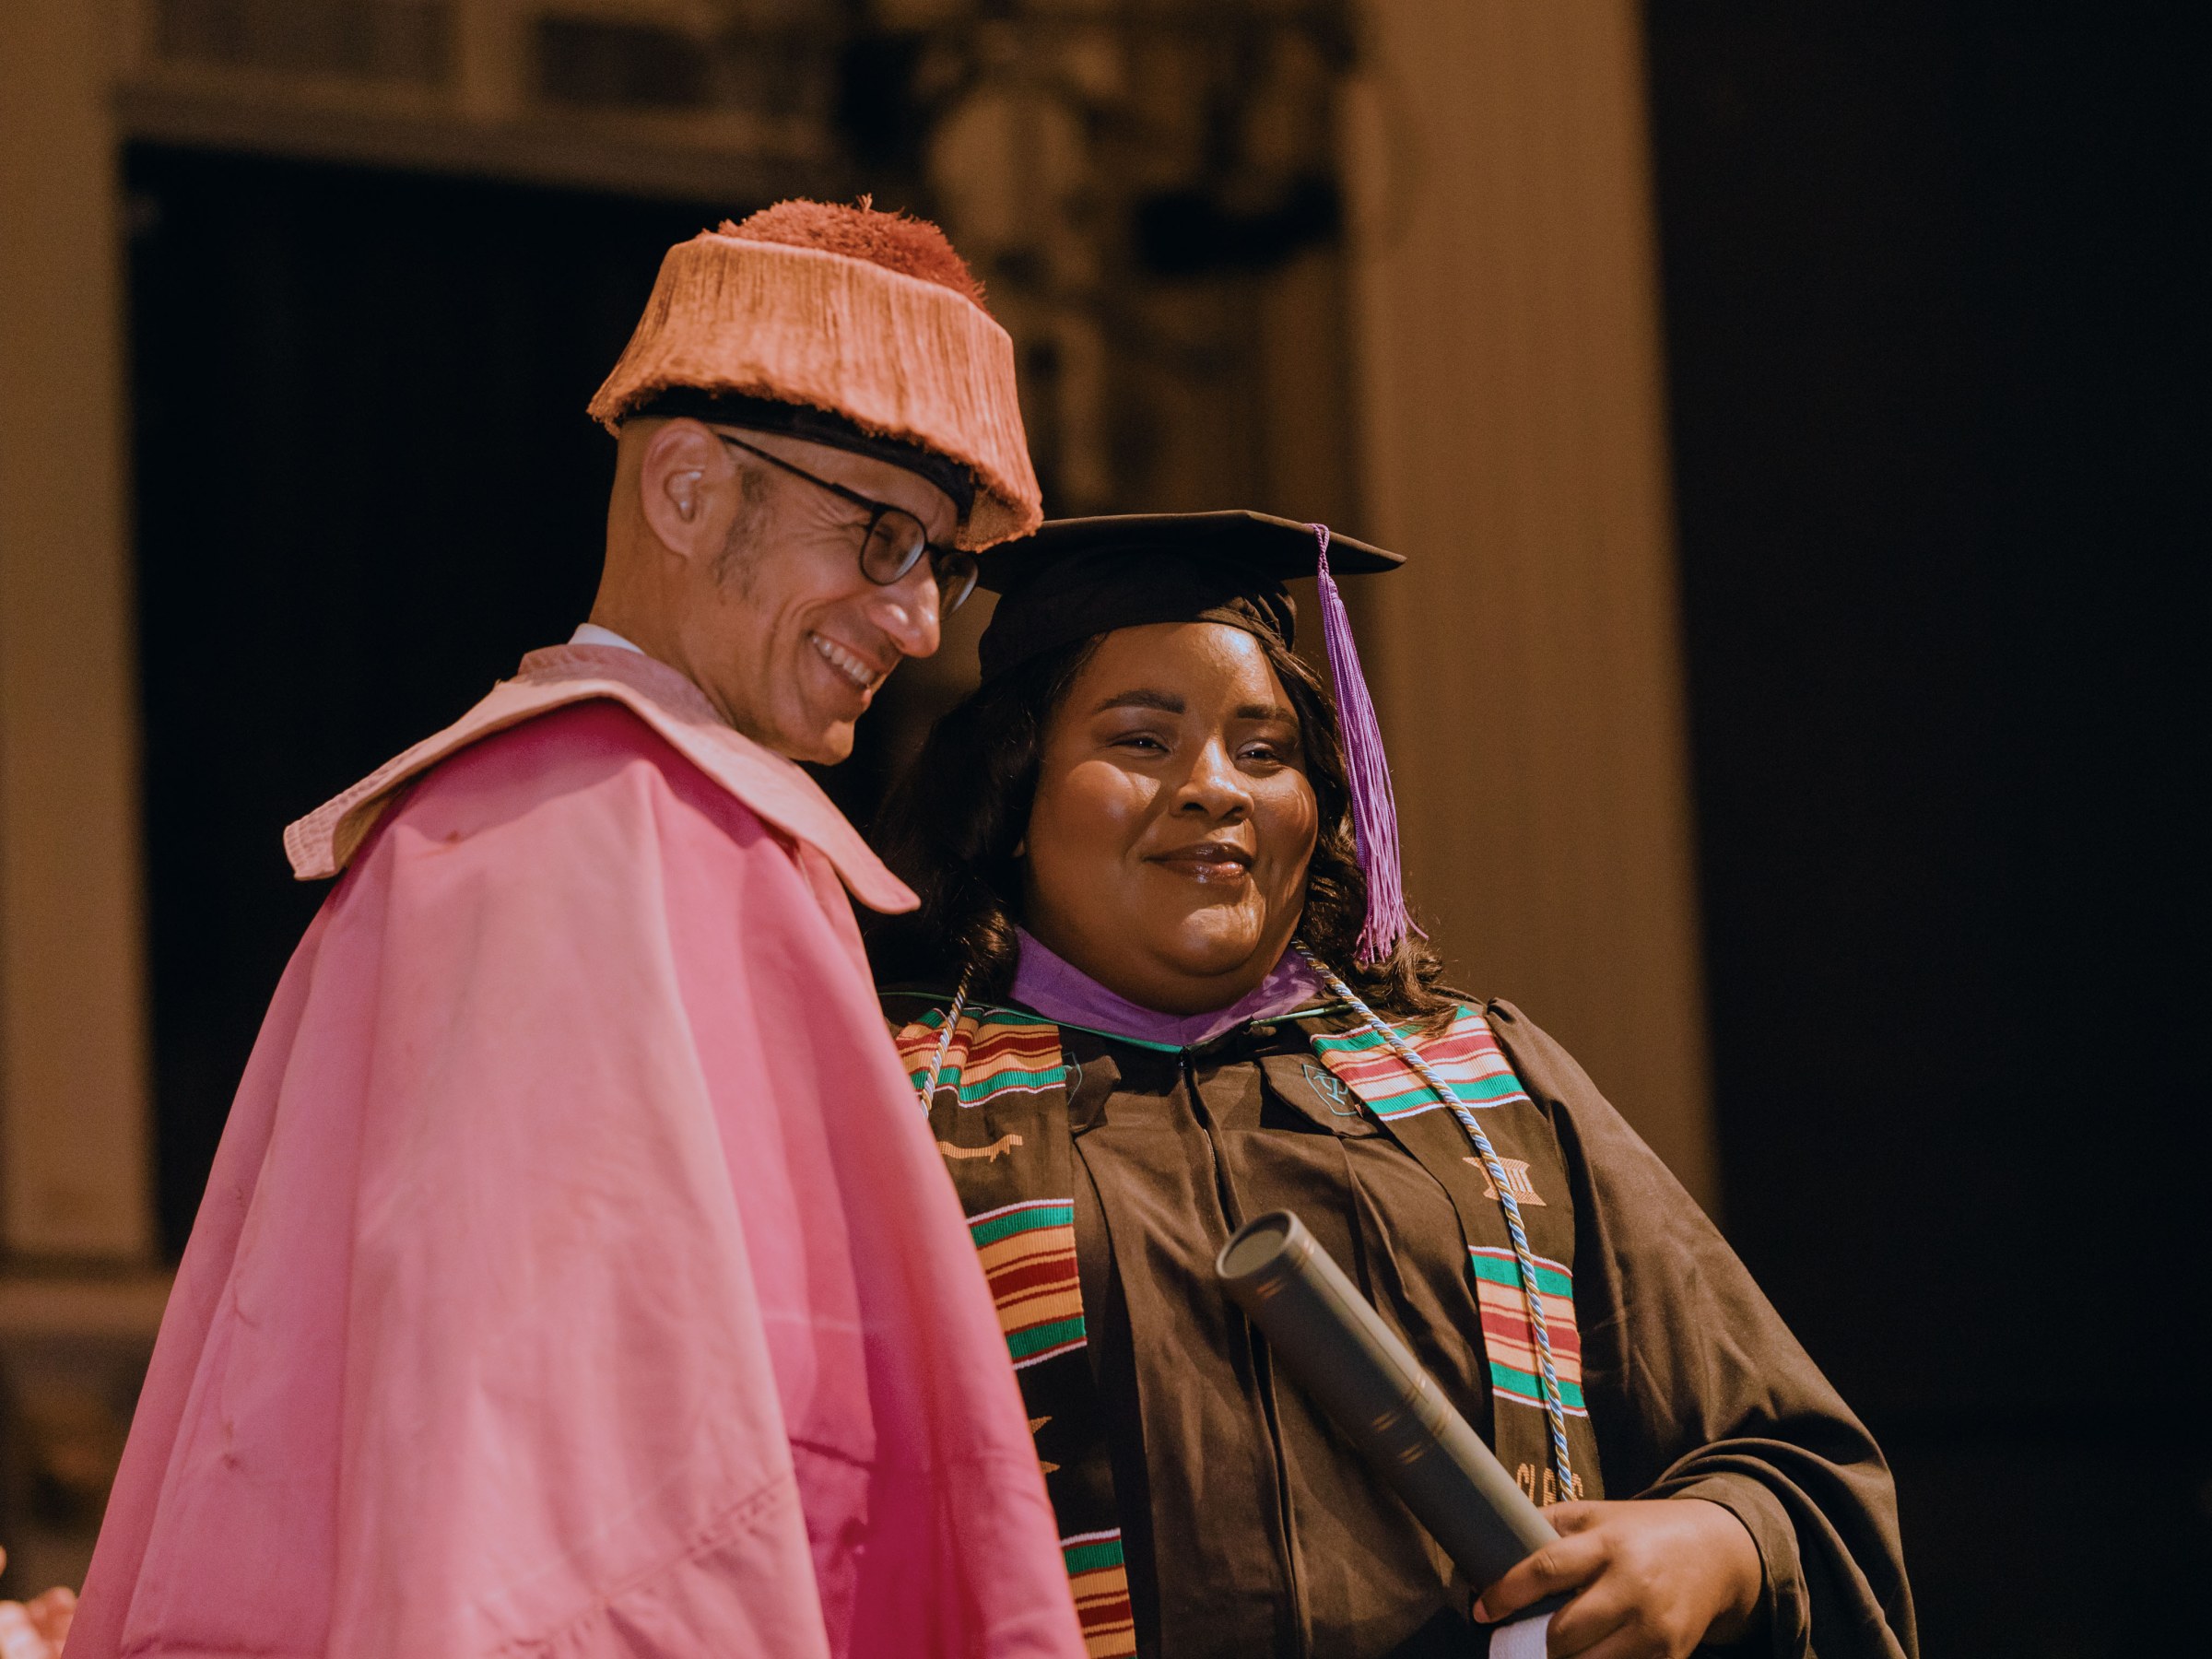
top-left (0, 0), bottom-right (156, 1258)
top-left (1342, 2), bottom-right (1716, 1208)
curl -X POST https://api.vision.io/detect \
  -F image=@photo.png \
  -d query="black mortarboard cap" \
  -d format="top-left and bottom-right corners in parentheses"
top-left (974, 510), bottom-right (1399, 681)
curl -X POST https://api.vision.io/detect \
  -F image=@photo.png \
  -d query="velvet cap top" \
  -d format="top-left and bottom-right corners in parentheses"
top-left (975, 511), bottom-right (1400, 681)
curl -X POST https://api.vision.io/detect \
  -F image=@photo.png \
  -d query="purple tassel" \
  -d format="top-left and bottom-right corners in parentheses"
top-left (1310, 524), bottom-right (1417, 962)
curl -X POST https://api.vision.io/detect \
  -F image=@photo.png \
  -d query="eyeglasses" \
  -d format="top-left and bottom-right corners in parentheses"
top-left (713, 430), bottom-right (980, 615)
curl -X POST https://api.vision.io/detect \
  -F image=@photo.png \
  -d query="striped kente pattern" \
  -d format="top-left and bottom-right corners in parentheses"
top-left (1297, 951), bottom-right (1579, 1501)
top-left (898, 1009), bottom-right (1066, 1107)
top-left (1308, 1007), bottom-right (1532, 1120)
top-left (890, 998), bottom-right (1135, 1649)
top-left (1061, 1530), bottom-right (1136, 1658)
top-left (969, 1199), bottom-right (1087, 1370)
top-left (1468, 1246), bottom-right (1587, 1416)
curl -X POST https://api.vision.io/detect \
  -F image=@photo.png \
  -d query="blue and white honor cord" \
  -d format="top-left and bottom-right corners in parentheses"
top-left (1294, 943), bottom-right (1578, 1502)
top-left (917, 968), bottom-right (973, 1111)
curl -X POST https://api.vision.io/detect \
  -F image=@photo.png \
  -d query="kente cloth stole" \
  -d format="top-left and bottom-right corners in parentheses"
top-left (1305, 1006), bottom-right (1606, 1505)
top-left (892, 1005), bottom-right (1136, 1659)
top-left (890, 1000), bottom-right (1605, 1657)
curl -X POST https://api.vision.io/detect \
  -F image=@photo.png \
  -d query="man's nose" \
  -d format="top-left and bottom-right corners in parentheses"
top-left (871, 563), bottom-right (943, 660)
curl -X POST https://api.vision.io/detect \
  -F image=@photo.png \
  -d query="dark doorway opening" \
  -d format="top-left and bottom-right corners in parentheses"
top-left (126, 146), bottom-right (757, 1256)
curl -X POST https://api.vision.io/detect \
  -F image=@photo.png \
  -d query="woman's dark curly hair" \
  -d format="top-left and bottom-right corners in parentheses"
top-left (865, 625), bottom-right (1456, 1024)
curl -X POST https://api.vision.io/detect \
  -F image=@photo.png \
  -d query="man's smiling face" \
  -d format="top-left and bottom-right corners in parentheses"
top-left (674, 427), bottom-right (958, 764)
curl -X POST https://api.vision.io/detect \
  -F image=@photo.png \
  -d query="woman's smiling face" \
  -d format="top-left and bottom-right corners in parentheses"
top-left (1020, 621), bottom-right (1320, 1015)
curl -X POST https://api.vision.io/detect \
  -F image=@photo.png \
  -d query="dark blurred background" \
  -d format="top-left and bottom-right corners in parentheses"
top-left (1647, 7), bottom-right (2206, 1654)
top-left (0, 2), bottom-right (2203, 1650)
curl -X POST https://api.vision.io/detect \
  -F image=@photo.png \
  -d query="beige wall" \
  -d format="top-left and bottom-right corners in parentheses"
top-left (1343, 1), bottom-right (1717, 1209)
top-left (0, 0), bottom-right (156, 1260)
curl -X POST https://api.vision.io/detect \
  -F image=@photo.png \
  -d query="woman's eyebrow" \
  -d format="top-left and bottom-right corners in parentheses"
top-left (1094, 688), bottom-right (1184, 714)
top-left (1237, 702), bottom-right (1299, 724)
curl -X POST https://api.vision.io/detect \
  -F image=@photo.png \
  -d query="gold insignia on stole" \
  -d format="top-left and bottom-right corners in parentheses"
top-left (1464, 1156), bottom-right (1546, 1206)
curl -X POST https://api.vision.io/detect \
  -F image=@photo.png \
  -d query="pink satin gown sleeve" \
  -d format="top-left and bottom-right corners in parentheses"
top-left (71, 703), bottom-right (1081, 1659)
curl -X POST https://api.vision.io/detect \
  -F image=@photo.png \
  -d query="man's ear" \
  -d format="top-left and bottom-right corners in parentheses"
top-left (637, 418), bottom-right (735, 561)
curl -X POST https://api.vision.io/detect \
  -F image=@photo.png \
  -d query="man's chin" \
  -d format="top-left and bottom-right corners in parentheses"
top-left (784, 719), bottom-right (856, 767)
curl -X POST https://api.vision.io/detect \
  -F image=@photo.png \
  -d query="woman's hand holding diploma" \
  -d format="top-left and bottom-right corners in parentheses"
top-left (1475, 1498), bottom-right (1763, 1658)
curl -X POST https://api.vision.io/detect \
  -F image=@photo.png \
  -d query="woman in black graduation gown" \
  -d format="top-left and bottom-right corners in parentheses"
top-left (869, 513), bottom-right (1914, 1659)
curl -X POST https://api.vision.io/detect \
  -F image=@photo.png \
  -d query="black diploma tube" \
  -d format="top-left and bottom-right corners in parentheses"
top-left (1217, 1209), bottom-right (1560, 1606)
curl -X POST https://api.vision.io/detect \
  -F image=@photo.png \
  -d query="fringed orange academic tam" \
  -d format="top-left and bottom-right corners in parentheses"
top-left (590, 200), bottom-right (1042, 547)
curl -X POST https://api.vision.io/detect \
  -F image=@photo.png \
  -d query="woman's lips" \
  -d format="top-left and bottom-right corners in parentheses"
top-left (1147, 843), bottom-right (1253, 882)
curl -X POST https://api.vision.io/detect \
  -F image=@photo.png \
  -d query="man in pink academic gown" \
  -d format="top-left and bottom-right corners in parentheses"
top-left (71, 202), bottom-right (1086, 1659)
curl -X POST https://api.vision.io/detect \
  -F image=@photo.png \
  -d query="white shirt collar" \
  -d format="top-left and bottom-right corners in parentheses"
top-left (569, 622), bottom-right (644, 655)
